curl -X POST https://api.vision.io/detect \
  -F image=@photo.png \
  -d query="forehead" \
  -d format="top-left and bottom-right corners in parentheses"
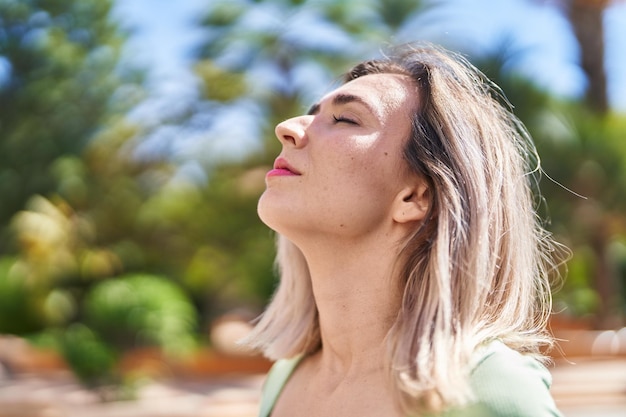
top-left (323, 73), bottom-right (418, 119)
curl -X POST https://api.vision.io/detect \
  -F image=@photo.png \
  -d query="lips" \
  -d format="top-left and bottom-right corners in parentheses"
top-left (268, 157), bottom-right (301, 177)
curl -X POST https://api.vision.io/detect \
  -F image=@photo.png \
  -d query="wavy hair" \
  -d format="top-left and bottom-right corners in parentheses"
top-left (244, 44), bottom-right (564, 414)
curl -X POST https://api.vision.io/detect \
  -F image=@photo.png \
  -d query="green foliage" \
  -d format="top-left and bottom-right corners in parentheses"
top-left (84, 274), bottom-right (198, 356)
top-left (0, 257), bottom-right (47, 333)
top-left (131, 163), bottom-right (277, 314)
top-left (195, 60), bottom-right (247, 101)
top-left (202, 1), bottom-right (247, 27)
top-left (0, 0), bottom-right (143, 245)
top-left (60, 323), bottom-right (119, 389)
top-left (535, 108), bottom-right (626, 321)
top-left (376, 0), bottom-right (428, 31)
top-left (61, 273), bottom-right (198, 394)
top-left (0, 195), bottom-right (85, 334)
top-left (196, 0), bottom-right (404, 115)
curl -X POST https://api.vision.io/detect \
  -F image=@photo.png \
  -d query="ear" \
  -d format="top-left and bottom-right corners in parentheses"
top-left (392, 182), bottom-right (429, 224)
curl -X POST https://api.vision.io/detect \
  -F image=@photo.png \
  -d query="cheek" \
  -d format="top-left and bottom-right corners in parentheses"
top-left (330, 159), bottom-right (400, 209)
top-left (342, 145), bottom-right (403, 189)
top-left (325, 134), bottom-right (381, 168)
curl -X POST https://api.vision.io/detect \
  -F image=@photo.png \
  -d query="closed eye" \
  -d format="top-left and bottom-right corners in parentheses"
top-left (333, 115), bottom-right (358, 125)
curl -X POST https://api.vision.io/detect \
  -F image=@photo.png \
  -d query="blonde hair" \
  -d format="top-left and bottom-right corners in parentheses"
top-left (245, 44), bottom-right (563, 414)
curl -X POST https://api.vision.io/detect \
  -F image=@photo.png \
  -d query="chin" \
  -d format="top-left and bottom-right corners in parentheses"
top-left (257, 192), bottom-right (308, 240)
top-left (257, 191), bottom-right (284, 232)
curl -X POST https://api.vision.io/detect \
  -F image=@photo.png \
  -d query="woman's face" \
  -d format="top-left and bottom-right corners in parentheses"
top-left (258, 73), bottom-right (420, 241)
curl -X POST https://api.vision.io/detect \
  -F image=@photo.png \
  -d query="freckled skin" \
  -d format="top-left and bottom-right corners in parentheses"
top-left (258, 74), bottom-right (419, 245)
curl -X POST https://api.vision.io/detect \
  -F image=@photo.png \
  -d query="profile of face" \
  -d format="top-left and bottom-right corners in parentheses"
top-left (257, 73), bottom-right (423, 244)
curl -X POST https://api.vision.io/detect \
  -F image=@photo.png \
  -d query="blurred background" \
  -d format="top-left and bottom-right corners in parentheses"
top-left (0, 0), bottom-right (625, 416)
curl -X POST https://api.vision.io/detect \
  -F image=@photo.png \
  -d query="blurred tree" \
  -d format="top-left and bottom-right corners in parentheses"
top-left (1, 118), bottom-right (202, 395)
top-left (534, 107), bottom-right (626, 326)
top-left (195, 0), bottom-right (434, 156)
top-left (535, 0), bottom-right (626, 326)
top-left (0, 0), bottom-right (189, 393)
top-left (52, 273), bottom-right (198, 399)
top-left (0, 0), bottom-right (143, 249)
top-left (566, 0), bottom-right (609, 112)
top-left (534, 0), bottom-right (618, 111)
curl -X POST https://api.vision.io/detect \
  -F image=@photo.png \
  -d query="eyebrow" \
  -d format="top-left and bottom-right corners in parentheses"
top-left (307, 93), bottom-right (376, 116)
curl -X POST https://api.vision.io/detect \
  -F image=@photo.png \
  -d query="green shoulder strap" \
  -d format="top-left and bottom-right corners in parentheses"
top-left (258, 356), bottom-right (303, 417)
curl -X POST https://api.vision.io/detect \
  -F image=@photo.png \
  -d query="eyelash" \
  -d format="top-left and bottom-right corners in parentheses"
top-left (332, 115), bottom-right (357, 125)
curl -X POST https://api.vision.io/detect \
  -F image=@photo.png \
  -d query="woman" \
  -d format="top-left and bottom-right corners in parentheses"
top-left (247, 44), bottom-right (564, 417)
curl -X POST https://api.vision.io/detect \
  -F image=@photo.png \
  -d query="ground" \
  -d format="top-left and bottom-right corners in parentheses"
top-left (0, 357), bottom-right (624, 417)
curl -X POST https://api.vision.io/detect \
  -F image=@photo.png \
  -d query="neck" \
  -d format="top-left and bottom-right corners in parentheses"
top-left (296, 231), bottom-right (405, 375)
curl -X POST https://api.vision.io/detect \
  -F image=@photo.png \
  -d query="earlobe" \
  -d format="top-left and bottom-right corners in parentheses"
top-left (392, 183), bottom-right (429, 224)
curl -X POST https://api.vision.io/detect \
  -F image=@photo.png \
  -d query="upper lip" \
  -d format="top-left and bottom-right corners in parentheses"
top-left (273, 157), bottom-right (301, 174)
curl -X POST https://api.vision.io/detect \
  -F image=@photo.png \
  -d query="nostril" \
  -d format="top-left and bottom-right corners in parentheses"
top-left (275, 116), bottom-right (309, 148)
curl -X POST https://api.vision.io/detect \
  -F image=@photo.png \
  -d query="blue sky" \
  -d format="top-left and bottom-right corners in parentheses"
top-left (112, 0), bottom-right (626, 113)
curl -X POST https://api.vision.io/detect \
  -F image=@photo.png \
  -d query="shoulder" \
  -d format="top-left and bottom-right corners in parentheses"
top-left (461, 340), bottom-right (562, 417)
top-left (258, 356), bottom-right (303, 417)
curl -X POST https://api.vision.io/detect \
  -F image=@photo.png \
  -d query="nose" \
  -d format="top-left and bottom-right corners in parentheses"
top-left (275, 115), bottom-right (311, 148)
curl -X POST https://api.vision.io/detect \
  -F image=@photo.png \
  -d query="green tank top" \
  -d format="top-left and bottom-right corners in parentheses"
top-left (258, 340), bottom-right (562, 417)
